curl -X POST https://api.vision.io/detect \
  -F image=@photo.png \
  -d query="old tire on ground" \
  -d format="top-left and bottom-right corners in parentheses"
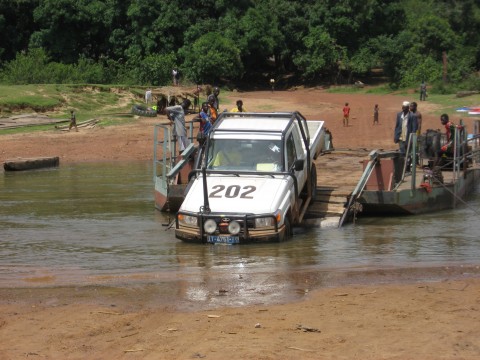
top-left (132, 104), bottom-right (157, 117)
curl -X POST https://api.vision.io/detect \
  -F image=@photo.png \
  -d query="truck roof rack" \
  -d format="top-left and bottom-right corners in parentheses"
top-left (213, 111), bottom-right (310, 142)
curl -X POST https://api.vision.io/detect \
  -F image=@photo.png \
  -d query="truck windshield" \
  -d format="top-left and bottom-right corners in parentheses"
top-left (206, 139), bottom-right (283, 171)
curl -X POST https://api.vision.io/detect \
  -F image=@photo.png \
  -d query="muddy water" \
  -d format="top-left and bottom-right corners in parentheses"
top-left (1, 162), bottom-right (480, 310)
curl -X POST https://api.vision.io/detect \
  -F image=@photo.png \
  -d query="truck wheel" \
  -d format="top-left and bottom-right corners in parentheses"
top-left (283, 217), bottom-right (292, 241)
top-left (310, 165), bottom-right (317, 202)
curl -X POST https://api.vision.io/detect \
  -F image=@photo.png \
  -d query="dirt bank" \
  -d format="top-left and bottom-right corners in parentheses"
top-left (2, 87), bottom-right (473, 165)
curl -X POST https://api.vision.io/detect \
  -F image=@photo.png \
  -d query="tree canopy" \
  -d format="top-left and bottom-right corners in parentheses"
top-left (0, 0), bottom-right (479, 89)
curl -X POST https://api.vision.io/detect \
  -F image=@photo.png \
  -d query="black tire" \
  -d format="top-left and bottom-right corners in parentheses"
top-left (282, 217), bottom-right (292, 241)
top-left (310, 165), bottom-right (317, 203)
top-left (132, 104), bottom-right (157, 117)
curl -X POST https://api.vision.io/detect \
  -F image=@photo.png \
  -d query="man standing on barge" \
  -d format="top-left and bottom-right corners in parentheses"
top-left (394, 101), bottom-right (418, 156)
top-left (394, 101), bottom-right (418, 173)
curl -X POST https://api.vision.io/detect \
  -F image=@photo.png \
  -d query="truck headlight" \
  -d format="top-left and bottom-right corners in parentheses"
top-left (228, 221), bottom-right (241, 235)
top-left (178, 214), bottom-right (198, 227)
top-left (255, 217), bottom-right (274, 227)
top-left (255, 213), bottom-right (281, 228)
top-left (204, 219), bottom-right (217, 234)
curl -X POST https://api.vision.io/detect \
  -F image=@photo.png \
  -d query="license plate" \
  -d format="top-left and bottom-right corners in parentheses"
top-left (207, 235), bottom-right (240, 244)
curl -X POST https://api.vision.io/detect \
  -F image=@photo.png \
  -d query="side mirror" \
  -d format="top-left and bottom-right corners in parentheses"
top-left (293, 159), bottom-right (304, 171)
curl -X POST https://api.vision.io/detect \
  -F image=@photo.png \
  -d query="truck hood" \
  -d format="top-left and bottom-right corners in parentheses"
top-left (179, 174), bottom-right (290, 214)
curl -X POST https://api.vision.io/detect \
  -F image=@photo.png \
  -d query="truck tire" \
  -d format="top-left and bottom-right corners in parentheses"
top-left (283, 217), bottom-right (292, 241)
top-left (310, 165), bottom-right (317, 202)
top-left (132, 104), bottom-right (157, 117)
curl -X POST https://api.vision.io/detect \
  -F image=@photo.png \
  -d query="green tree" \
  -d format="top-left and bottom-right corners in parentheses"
top-left (396, 5), bottom-right (464, 86)
top-left (237, 4), bottom-right (284, 72)
top-left (180, 32), bottom-right (243, 84)
top-left (1, 0), bottom-right (479, 88)
top-left (0, 0), bottom-right (40, 62)
top-left (266, 0), bottom-right (308, 73)
top-left (32, 0), bottom-right (117, 63)
top-left (292, 26), bottom-right (345, 82)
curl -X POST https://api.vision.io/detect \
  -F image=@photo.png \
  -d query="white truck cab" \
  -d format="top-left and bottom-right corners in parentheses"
top-left (175, 111), bottom-right (325, 243)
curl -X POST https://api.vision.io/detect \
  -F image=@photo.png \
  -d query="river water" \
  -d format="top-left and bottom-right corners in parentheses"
top-left (1, 162), bottom-right (479, 309)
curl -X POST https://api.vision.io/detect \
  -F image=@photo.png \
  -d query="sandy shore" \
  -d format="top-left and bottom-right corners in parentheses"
top-left (1, 88), bottom-right (480, 359)
top-left (1, 277), bottom-right (479, 359)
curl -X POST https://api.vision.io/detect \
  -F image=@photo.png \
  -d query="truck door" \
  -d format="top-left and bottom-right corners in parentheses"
top-left (286, 132), bottom-right (306, 193)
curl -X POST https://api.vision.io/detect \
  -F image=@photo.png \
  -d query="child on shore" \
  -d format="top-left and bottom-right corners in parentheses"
top-left (342, 102), bottom-right (350, 127)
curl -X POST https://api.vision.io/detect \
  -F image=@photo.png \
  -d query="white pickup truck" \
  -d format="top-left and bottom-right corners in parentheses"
top-left (175, 111), bottom-right (326, 243)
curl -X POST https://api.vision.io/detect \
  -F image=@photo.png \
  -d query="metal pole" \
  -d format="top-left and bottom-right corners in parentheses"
top-left (163, 126), bottom-right (168, 179)
top-left (201, 167), bottom-right (210, 214)
top-left (410, 134), bottom-right (417, 191)
top-left (153, 125), bottom-right (158, 182)
top-left (401, 134), bottom-right (413, 182)
top-left (452, 125), bottom-right (459, 208)
top-left (453, 125), bottom-right (458, 182)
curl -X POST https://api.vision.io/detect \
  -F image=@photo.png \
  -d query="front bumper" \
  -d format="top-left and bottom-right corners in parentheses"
top-left (175, 225), bottom-right (286, 243)
top-left (175, 211), bottom-right (287, 244)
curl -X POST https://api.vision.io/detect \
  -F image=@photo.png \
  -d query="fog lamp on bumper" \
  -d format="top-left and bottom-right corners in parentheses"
top-left (204, 219), bottom-right (217, 234)
top-left (227, 220), bottom-right (241, 235)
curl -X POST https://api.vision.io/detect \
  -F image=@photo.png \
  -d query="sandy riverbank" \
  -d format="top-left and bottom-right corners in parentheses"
top-left (1, 277), bottom-right (479, 359)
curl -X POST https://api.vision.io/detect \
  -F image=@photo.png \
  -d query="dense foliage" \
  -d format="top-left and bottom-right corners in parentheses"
top-left (0, 0), bottom-right (479, 90)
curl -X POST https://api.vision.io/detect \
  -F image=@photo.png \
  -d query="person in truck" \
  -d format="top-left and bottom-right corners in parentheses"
top-left (209, 143), bottom-right (242, 168)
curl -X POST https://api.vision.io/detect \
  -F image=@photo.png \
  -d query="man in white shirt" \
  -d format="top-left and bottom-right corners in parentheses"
top-left (145, 89), bottom-right (152, 104)
top-left (394, 101), bottom-right (418, 155)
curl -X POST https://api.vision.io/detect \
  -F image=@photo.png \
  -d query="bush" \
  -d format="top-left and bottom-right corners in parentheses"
top-left (128, 53), bottom-right (177, 86)
top-left (461, 73), bottom-right (480, 92)
top-left (0, 48), bottom-right (108, 84)
top-left (0, 48), bottom-right (51, 84)
top-left (73, 56), bottom-right (106, 83)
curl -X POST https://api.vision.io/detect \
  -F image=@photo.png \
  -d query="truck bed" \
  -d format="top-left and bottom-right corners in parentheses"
top-left (307, 120), bottom-right (325, 159)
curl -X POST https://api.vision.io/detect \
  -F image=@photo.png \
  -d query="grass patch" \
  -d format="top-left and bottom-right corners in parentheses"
top-left (422, 93), bottom-right (480, 116)
top-left (326, 86), bottom-right (365, 94)
top-left (0, 84), bottom-right (65, 111)
top-left (2, 96), bottom-right (61, 109)
top-left (0, 84), bottom-right (139, 134)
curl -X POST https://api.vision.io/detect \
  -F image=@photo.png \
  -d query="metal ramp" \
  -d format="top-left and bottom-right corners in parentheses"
top-left (153, 121), bottom-right (197, 212)
top-left (338, 150), bottom-right (380, 227)
top-left (304, 149), bottom-right (369, 228)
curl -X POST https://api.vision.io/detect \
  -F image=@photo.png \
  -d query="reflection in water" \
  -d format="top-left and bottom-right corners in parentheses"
top-left (1, 162), bottom-right (480, 309)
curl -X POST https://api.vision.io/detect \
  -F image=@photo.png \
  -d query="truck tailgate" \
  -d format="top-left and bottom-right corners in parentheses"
top-left (307, 120), bottom-right (325, 159)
